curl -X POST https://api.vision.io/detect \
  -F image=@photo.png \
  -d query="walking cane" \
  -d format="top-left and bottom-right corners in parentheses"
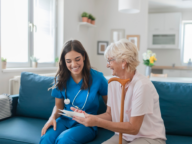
top-left (108, 77), bottom-right (130, 144)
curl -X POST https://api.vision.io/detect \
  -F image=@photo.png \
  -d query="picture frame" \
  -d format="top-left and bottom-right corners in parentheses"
top-left (111, 29), bottom-right (125, 43)
top-left (126, 35), bottom-right (140, 50)
top-left (97, 41), bottom-right (108, 55)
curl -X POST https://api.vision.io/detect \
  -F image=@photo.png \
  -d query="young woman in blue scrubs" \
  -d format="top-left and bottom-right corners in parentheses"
top-left (39, 40), bottom-right (108, 144)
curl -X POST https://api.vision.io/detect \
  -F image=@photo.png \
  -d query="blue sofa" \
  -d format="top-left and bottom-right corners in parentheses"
top-left (0, 72), bottom-right (192, 144)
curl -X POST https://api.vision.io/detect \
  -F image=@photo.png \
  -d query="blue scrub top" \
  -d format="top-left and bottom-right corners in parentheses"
top-left (51, 68), bottom-right (108, 130)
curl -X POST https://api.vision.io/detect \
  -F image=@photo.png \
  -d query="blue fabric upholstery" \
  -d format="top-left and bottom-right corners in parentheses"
top-left (166, 135), bottom-right (192, 144)
top-left (152, 81), bottom-right (192, 136)
top-left (16, 72), bottom-right (55, 119)
top-left (0, 116), bottom-right (113, 144)
top-left (0, 117), bottom-right (46, 144)
top-left (9, 95), bottom-right (19, 116)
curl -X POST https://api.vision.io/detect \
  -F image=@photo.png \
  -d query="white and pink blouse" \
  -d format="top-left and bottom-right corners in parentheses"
top-left (107, 70), bottom-right (166, 141)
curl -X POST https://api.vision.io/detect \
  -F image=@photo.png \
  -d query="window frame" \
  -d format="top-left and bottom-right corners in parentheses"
top-left (0, 0), bottom-right (57, 68)
top-left (181, 21), bottom-right (192, 65)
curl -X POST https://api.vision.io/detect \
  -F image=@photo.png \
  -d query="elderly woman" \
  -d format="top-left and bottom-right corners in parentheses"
top-left (72, 39), bottom-right (166, 144)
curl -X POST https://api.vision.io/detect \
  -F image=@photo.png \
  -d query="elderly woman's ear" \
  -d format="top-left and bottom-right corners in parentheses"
top-left (122, 60), bottom-right (127, 70)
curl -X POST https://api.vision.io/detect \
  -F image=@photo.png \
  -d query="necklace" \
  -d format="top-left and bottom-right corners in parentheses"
top-left (64, 89), bottom-right (89, 110)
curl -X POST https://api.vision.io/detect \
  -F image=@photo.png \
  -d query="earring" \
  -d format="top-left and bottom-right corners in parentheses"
top-left (122, 66), bottom-right (124, 69)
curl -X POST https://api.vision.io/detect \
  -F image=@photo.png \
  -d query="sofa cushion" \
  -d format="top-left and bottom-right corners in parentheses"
top-left (152, 81), bottom-right (192, 136)
top-left (16, 72), bottom-right (55, 119)
top-left (0, 117), bottom-right (46, 144)
top-left (166, 135), bottom-right (192, 144)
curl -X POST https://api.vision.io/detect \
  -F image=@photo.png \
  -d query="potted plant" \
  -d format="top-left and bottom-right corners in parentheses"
top-left (91, 16), bottom-right (96, 25)
top-left (55, 57), bottom-right (59, 67)
top-left (143, 50), bottom-right (157, 77)
top-left (88, 14), bottom-right (92, 24)
top-left (81, 12), bottom-right (89, 22)
top-left (30, 56), bottom-right (39, 68)
top-left (1, 57), bottom-right (7, 69)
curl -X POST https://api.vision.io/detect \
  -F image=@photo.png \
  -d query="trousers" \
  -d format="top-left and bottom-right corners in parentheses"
top-left (39, 117), bottom-right (96, 144)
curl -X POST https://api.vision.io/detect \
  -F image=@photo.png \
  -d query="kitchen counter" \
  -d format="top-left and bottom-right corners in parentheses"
top-left (150, 77), bottom-right (192, 83)
top-left (152, 66), bottom-right (192, 70)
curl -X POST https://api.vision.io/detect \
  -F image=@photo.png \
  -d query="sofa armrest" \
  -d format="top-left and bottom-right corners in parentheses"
top-left (9, 94), bottom-right (19, 116)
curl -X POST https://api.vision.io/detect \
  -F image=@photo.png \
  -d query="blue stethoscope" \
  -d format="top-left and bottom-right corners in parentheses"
top-left (64, 87), bottom-right (89, 110)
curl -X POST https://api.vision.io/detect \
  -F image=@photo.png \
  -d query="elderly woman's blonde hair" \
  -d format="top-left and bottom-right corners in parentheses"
top-left (104, 39), bottom-right (140, 73)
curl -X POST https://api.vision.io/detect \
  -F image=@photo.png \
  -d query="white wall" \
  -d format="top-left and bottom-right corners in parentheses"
top-left (148, 49), bottom-right (181, 66)
top-left (148, 10), bottom-right (192, 66)
top-left (182, 11), bottom-right (192, 20)
top-left (63, 0), bottom-right (97, 65)
top-left (93, 0), bottom-right (149, 76)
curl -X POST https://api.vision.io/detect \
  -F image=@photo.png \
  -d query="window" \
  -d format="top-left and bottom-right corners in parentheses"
top-left (1, 0), bottom-right (56, 68)
top-left (182, 22), bottom-right (192, 64)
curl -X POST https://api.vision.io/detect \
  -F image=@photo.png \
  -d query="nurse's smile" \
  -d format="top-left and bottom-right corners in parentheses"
top-left (65, 50), bottom-right (85, 79)
top-left (71, 66), bottom-right (80, 72)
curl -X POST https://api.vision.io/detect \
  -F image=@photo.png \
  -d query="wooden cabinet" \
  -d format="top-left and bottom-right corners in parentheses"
top-left (149, 14), bottom-right (164, 31)
top-left (163, 69), bottom-right (181, 77)
top-left (165, 13), bottom-right (181, 31)
top-left (148, 13), bottom-right (181, 49)
top-left (149, 13), bottom-right (181, 31)
top-left (163, 69), bottom-right (192, 77)
top-left (180, 70), bottom-right (192, 77)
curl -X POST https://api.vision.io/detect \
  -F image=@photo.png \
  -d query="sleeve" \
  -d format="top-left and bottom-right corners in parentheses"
top-left (107, 84), bottom-right (112, 107)
top-left (131, 82), bottom-right (154, 117)
top-left (98, 73), bottom-right (108, 96)
top-left (51, 87), bottom-right (63, 99)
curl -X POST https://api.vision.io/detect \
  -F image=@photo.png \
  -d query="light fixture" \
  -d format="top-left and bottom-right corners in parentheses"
top-left (119, 0), bottom-right (141, 14)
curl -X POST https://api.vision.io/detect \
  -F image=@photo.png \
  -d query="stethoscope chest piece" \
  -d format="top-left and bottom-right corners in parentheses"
top-left (64, 98), bottom-right (70, 105)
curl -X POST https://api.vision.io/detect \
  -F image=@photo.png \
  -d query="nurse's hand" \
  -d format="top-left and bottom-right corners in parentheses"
top-left (41, 117), bottom-right (57, 136)
top-left (71, 107), bottom-right (98, 127)
top-left (70, 107), bottom-right (85, 113)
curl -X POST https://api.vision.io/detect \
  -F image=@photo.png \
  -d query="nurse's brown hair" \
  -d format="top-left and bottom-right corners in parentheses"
top-left (50, 40), bottom-right (92, 91)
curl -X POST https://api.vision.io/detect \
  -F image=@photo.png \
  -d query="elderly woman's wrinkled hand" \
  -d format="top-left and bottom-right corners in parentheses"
top-left (70, 107), bottom-right (98, 127)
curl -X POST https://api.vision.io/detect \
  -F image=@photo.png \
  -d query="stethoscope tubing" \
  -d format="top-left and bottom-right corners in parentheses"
top-left (64, 86), bottom-right (89, 110)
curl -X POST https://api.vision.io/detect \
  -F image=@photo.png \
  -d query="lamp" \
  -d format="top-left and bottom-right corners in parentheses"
top-left (119, 0), bottom-right (141, 14)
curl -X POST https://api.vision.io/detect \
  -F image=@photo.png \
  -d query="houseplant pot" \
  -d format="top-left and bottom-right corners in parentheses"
top-left (88, 19), bottom-right (91, 24)
top-left (32, 62), bottom-right (38, 68)
top-left (91, 16), bottom-right (95, 25)
top-left (1, 58), bottom-right (7, 69)
top-left (81, 12), bottom-right (88, 22)
top-left (88, 14), bottom-right (93, 24)
top-left (30, 56), bottom-right (39, 68)
top-left (91, 20), bottom-right (95, 25)
top-left (2, 61), bottom-right (7, 69)
top-left (55, 57), bottom-right (59, 67)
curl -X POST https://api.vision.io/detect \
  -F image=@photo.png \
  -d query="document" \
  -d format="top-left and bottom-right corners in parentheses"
top-left (59, 109), bottom-right (85, 118)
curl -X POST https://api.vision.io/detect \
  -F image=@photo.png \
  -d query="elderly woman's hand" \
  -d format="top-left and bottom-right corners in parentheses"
top-left (70, 107), bottom-right (98, 127)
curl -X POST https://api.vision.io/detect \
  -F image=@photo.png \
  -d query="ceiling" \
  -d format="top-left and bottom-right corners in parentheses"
top-left (149, 0), bottom-right (192, 11)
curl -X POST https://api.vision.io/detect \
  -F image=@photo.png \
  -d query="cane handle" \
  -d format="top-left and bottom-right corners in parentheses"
top-left (108, 77), bottom-right (130, 86)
